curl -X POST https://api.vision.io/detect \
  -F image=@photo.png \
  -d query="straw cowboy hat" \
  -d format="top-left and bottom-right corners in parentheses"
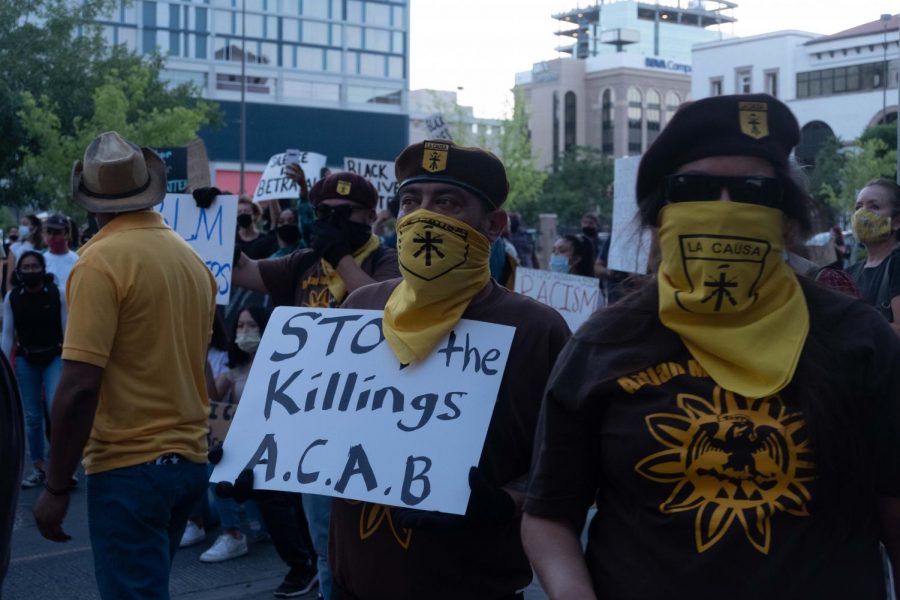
top-left (71, 131), bottom-right (167, 213)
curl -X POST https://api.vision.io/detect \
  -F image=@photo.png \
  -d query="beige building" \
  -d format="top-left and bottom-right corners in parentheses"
top-left (516, 53), bottom-right (691, 168)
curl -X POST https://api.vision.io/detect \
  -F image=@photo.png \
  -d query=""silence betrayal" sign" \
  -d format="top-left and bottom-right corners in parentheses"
top-left (211, 307), bottom-right (515, 514)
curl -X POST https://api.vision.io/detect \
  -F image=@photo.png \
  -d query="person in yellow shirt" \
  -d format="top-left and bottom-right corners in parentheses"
top-left (32, 131), bottom-right (217, 600)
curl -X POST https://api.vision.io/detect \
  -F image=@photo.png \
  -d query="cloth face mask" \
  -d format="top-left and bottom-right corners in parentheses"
top-left (851, 207), bottom-right (893, 243)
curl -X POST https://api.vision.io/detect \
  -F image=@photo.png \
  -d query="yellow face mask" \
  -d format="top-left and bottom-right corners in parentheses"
top-left (851, 207), bottom-right (893, 243)
top-left (383, 209), bottom-right (491, 364)
top-left (657, 201), bottom-right (809, 397)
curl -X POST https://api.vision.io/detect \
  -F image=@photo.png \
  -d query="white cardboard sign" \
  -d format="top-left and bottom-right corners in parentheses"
top-left (211, 307), bottom-right (515, 515)
top-left (155, 194), bottom-right (238, 305)
top-left (343, 157), bottom-right (397, 211)
top-left (425, 113), bottom-right (453, 140)
top-left (253, 151), bottom-right (327, 203)
top-left (514, 267), bottom-right (600, 332)
top-left (608, 155), bottom-right (653, 275)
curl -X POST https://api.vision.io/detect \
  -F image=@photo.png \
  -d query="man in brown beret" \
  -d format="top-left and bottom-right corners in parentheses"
top-left (327, 140), bottom-right (571, 599)
top-left (225, 170), bottom-right (400, 598)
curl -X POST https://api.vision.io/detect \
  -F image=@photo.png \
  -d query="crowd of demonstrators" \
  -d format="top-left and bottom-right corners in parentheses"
top-left (32, 131), bottom-right (217, 599)
top-left (550, 234), bottom-right (595, 277)
top-left (847, 178), bottom-right (900, 333)
top-left (2, 251), bottom-right (66, 489)
top-left (523, 94), bottom-right (900, 600)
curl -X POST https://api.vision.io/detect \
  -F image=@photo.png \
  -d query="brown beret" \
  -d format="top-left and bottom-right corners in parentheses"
top-left (636, 93), bottom-right (800, 202)
top-left (309, 172), bottom-right (378, 209)
top-left (395, 140), bottom-right (509, 208)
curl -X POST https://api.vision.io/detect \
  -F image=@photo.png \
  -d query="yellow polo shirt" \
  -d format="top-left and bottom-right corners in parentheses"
top-left (63, 211), bottom-right (216, 474)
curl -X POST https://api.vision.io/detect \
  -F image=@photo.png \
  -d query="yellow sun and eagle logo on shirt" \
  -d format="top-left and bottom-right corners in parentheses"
top-left (635, 384), bottom-right (814, 555)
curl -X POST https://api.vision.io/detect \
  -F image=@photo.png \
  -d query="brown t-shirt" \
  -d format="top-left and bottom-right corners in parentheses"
top-left (526, 280), bottom-right (900, 599)
top-left (330, 278), bottom-right (571, 600)
top-left (257, 247), bottom-right (400, 308)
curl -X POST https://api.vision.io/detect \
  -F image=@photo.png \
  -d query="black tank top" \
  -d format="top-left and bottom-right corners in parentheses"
top-left (9, 281), bottom-right (63, 352)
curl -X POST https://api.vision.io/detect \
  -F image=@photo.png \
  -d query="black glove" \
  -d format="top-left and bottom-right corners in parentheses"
top-left (193, 186), bottom-right (222, 209)
top-left (391, 467), bottom-right (515, 531)
top-left (311, 220), bottom-right (352, 266)
top-left (214, 468), bottom-right (254, 504)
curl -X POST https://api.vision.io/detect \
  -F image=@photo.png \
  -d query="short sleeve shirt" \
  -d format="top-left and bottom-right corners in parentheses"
top-left (847, 251), bottom-right (900, 319)
top-left (64, 212), bottom-right (217, 474)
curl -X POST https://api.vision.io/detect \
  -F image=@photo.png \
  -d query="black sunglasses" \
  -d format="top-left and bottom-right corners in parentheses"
top-left (663, 174), bottom-right (784, 209)
top-left (315, 204), bottom-right (360, 220)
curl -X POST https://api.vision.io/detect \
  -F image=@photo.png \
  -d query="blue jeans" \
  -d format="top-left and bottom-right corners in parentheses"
top-left (87, 459), bottom-right (207, 600)
top-left (303, 493), bottom-right (333, 600)
top-left (14, 355), bottom-right (61, 464)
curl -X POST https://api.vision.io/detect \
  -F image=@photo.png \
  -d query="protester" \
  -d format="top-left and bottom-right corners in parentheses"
top-left (0, 349), bottom-right (24, 588)
top-left (325, 140), bottom-right (571, 599)
top-left (372, 198), bottom-right (399, 250)
top-left (271, 208), bottom-right (305, 258)
top-left (198, 306), bottom-right (270, 563)
top-left (42, 214), bottom-right (80, 290)
top-left (217, 170), bottom-right (401, 599)
top-left (5, 215), bottom-right (44, 290)
top-left (236, 196), bottom-right (272, 260)
top-left (580, 212), bottom-right (602, 259)
top-left (522, 94), bottom-right (900, 599)
top-left (831, 224), bottom-right (850, 268)
top-left (1, 251), bottom-right (66, 488)
top-left (32, 131), bottom-right (217, 600)
top-left (550, 234), bottom-right (594, 277)
top-left (0, 226), bottom-right (13, 299)
top-left (846, 178), bottom-right (900, 333)
top-left (508, 212), bottom-right (539, 268)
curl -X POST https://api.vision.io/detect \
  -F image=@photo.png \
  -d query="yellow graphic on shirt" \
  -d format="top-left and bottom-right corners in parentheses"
top-left (349, 501), bottom-right (412, 549)
top-left (301, 274), bottom-right (332, 308)
top-left (634, 387), bottom-right (813, 555)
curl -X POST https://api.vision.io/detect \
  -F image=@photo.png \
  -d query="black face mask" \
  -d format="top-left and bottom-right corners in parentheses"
top-left (344, 220), bottom-right (373, 251)
top-left (237, 213), bottom-right (253, 228)
top-left (8, 235), bottom-right (18, 243)
top-left (277, 224), bottom-right (301, 245)
top-left (19, 272), bottom-right (44, 288)
top-left (582, 226), bottom-right (598, 238)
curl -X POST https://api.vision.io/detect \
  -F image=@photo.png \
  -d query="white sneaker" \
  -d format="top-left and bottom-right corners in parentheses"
top-left (21, 468), bottom-right (45, 489)
top-left (179, 522), bottom-right (206, 548)
top-left (199, 533), bottom-right (248, 563)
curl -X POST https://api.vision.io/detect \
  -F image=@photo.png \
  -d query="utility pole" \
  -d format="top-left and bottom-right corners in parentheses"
top-left (240, 0), bottom-right (247, 195)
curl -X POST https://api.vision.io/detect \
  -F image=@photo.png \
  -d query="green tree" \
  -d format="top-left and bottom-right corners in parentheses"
top-left (497, 89), bottom-right (546, 225)
top-left (2, 0), bottom-right (219, 216)
top-left (859, 123), bottom-right (898, 154)
top-left (820, 138), bottom-right (897, 214)
top-left (540, 146), bottom-right (613, 231)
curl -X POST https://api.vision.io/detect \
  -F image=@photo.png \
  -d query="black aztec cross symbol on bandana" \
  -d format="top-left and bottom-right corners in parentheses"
top-left (413, 230), bottom-right (445, 266)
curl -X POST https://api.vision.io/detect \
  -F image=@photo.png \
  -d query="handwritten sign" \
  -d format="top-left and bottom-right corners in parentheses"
top-left (514, 268), bottom-right (599, 331)
top-left (343, 157), bottom-right (397, 210)
top-left (208, 400), bottom-right (237, 449)
top-left (253, 151), bottom-right (327, 203)
top-left (155, 147), bottom-right (189, 193)
top-left (155, 194), bottom-right (238, 305)
top-left (608, 156), bottom-right (653, 274)
top-left (425, 113), bottom-right (453, 140)
top-left (211, 308), bottom-right (515, 514)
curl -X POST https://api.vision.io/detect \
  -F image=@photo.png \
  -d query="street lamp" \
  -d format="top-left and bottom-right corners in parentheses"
top-left (881, 13), bottom-right (891, 124)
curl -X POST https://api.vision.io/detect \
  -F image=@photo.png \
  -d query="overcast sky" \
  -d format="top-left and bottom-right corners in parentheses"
top-left (409, 0), bottom-right (900, 119)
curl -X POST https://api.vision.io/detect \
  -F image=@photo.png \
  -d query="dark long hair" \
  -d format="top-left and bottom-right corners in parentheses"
top-left (227, 305), bottom-right (270, 368)
top-left (12, 251), bottom-right (52, 289)
top-left (562, 234), bottom-right (595, 277)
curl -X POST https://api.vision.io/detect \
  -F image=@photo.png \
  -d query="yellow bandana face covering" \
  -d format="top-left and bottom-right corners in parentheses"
top-left (851, 208), bottom-right (893, 243)
top-left (657, 201), bottom-right (809, 397)
top-left (383, 209), bottom-right (491, 364)
top-left (321, 234), bottom-right (381, 304)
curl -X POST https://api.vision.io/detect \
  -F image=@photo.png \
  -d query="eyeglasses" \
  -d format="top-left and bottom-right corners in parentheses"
top-left (663, 174), bottom-right (784, 209)
top-left (315, 204), bottom-right (361, 221)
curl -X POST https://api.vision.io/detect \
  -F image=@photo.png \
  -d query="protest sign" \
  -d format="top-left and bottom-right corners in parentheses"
top-left (253, 151), bottom-right (327, 203)
top-left (425, 113), bottom-right (453, 140)
top-left (514, 267), bottom-right (600, 331)
top-left (208, 400), bottom-right (237, 449)
top-left (343, 157), bottom-right (397, 210)
top-left (154, 139), bottom-right (211, 193)
top-left (608, 155), bottom-right (653, 274)
top-left (212, 307), bottom-right (515, 515)
top-left (156, 194), bottom-right (238, 305)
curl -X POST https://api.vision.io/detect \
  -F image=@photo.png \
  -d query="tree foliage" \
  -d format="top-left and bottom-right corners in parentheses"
top-left (540, 146), bottom-right (613, 231)
top-left (1, 0), bottom-right (219, 217)
top-left (497, 89), bottom-right (546, 225)
top-left (859, 123), bottom-right (898, 154)
top-left (819, 138), bottom-right (897, 214)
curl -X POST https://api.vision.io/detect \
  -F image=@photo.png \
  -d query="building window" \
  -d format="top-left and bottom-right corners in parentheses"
top-left (736, 68), bottom-right (751, 93)
top-left (564, 91), bottom-right (577, 152)
top-left (797, 61), bottom-right (888, 99)
top-left (664, 91), bottom-right (680, 124)
top-left (646, 89), bottom-right (661, 146)
top-left (765, 70), bottom-right (779, 97)
top-left (627, 87), bottom-right (642, 155)
top-left (710, 78), bottom-right (722, 96)
top-left (552, 91), bottom-right (560, 169)
top-left (601, 89), bottom-right (614, 156)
